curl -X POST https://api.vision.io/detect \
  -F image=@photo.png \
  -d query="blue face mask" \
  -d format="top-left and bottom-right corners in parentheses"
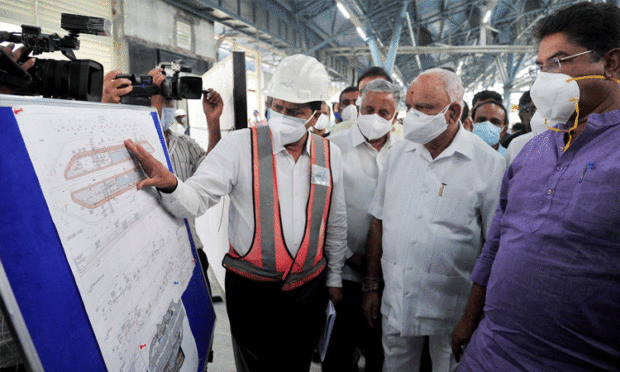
top-left (473, 121), bottom-right (501, 146)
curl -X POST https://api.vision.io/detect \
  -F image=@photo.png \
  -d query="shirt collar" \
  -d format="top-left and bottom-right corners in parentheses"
top-left (404, 124), bottom-right (474, 160)
top-left (557, 107), bottom-right (620, 131)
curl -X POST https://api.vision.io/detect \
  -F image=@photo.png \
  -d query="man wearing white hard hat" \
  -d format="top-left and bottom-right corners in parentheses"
top-left (124, 54), bottom-right (347, 372)
top-left (169, 108), bottom-right (187, 135)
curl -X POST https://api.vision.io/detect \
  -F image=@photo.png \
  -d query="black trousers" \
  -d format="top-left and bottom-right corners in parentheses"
top-left (225, 270), bottom-right (328, 372)
top-left (322, 280), bottom-right (384, 372)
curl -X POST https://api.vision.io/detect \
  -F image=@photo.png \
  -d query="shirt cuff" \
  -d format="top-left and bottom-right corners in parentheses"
top-left (326, 269), bottom-right (342, 288)
top-left (470, 259), bottom-right (491, 287)
top-left (344, 247), bottom-right (355, 261)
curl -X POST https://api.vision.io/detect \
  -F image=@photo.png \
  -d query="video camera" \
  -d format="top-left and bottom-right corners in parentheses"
top-left (0, 13), bottom-right (109, 101)
top-left (118, 60), bottom-right (203, 105)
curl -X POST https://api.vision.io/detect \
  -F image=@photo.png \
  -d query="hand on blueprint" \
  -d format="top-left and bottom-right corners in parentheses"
top-left (101, 69), bottom-right (133, 104)
top-left (124, 139), bottom-right (178, 193)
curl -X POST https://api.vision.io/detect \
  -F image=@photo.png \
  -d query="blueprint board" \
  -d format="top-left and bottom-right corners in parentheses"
top-left (0, 95), bottom-right (215, 372)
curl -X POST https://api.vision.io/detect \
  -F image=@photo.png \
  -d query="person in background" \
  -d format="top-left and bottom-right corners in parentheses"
top-left (331, 67), bottom-right (394, 135)
top-left (323, 79), bottom-right (402, 372)
top-left (453, 3), bottom-right (620, 370)
top-left (124, 54), bottom-right (347, 372)
top-left (171, 108), bottom-right (188, 135)
top-left (311, 102), bottom-right (331, 137)
top-left (499, 91), bottom-right (536, 150)
top-left (336, 86), bottom-right (359, 124)
top-left (461, 101), bottom-right (473, 131)
top-left (471, 90), bottom-right (503, 110)
top-left (471, 99), bottom-right (509, 154)
top-left (363, 68), bottom-right (505, 371)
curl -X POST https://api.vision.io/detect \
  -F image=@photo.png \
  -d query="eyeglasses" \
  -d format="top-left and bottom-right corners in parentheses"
top-left (528, 50), bottom-right (593, 79)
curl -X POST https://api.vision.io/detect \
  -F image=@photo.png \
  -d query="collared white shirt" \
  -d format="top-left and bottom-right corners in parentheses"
top-left (329, 125), bottom-right (400, 282)
top-left (159, 127), bottom-right (348, 288)
top-left (369, 126), bottom-right (505, 336)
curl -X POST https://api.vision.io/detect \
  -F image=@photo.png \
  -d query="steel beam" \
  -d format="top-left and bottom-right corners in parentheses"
top-left (384, 0), bottom-right (413, 73)
top-left (327, 45), bottom-right (536, 56)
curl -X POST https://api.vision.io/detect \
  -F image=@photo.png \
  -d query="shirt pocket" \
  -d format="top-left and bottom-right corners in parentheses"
top-left (431, 186), bottom-right (476, 234)
top-left (565, 169), bottom-right (620, 239)
top-left (414, 274), bottom-right (471, 320)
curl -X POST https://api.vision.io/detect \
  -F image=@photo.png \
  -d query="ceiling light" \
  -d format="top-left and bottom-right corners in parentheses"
top-left (482, 10), bottom-right (492, 23)
top-left (337, 3), bottom-right (351, 19)
top-left (356, 26), bottom-right (366, 40)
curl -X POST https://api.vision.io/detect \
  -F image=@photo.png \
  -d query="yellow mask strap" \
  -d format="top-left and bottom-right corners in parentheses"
top-left (543, 75), bottom-right (619, 151)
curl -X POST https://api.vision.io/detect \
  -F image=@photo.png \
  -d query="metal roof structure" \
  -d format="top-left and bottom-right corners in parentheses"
top-left (165, 0), bottom-right (615, 100)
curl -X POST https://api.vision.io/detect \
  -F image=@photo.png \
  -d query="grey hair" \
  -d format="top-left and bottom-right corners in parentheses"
top-left (417, 68), bottom-right (464, 103)
top-left (416, 67), bottom-right (464, 118)
top-left (360, 79), bottom-right (400, 108)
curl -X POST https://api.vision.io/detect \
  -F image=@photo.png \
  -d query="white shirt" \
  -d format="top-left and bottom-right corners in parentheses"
top-left (159, 127), bottom-right (348, 288)
top-left (369, 126), bottom-right (506, 336)
top-left (329, 125), bottom-right (400, 282)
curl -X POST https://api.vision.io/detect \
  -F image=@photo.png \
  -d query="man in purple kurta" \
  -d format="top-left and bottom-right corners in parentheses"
top-left (452, 3), bottom-right (620, 371)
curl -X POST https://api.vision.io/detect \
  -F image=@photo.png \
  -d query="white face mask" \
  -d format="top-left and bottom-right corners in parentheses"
top-left (530, 110), bottom-right (554, 135)
top-left (314, 114), bottom-right (329, 130)
top-left (403, 103), bottom-right (452, 144)
top-left (268, 108), bottom-right (314, 145)
top-left (472, 121), bottom-right (501, 146)
top-left (341, 104), bottom-right (358, 122)
top-left (530, 72), bottom-right (579, 124)
top-left (357, 113), bottom-right (394, 140)
top-left (161, 107), bottom-right (176, 131)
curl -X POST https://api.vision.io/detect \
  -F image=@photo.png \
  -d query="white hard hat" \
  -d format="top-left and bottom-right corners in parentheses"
top-left (175, 109), bottom-right (187, 117)
top-left (264, 54), bottom-right (330, 104)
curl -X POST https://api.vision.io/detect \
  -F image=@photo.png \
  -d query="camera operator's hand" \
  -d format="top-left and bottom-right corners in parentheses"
top-left (202, 89), bottom-right (223, 154)
top-left (101, 69), bottom-right (132, 104)
top-left (124, 139), bottom-right (178, 192)
top-left (202, 88), bottom-right (223, 122)
top-left (1, 43), bottom-right (35, 71)
top-left (148, 68), bottom-right (166, 87)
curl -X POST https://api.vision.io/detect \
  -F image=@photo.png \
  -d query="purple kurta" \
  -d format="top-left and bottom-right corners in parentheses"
top-left (460, 109), bottom-right (620, 371)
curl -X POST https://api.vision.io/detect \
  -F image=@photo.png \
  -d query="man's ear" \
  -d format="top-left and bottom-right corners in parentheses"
top-left (447, 102), bottom-right (462, 124)
top-left (602, 48), bottom-right (620, 80)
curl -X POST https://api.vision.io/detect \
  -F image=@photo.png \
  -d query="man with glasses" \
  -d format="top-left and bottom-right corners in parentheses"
top-left (452, 3), bottom-right (620, 370)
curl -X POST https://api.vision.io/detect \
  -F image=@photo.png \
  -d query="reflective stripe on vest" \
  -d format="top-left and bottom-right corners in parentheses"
top-left (223, 126), bottom-right (332, 290)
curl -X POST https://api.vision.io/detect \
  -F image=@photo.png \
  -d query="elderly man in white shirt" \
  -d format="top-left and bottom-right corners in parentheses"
top-left (362, 68), bottom-right (505, 372)
top-left (323, 79), bottom-right (401, 372)
top-left (124, 54), bottom-right (347, 372)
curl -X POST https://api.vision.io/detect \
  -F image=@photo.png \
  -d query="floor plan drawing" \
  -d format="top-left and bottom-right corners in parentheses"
top-left (13, 104), bottom-right (197, 372)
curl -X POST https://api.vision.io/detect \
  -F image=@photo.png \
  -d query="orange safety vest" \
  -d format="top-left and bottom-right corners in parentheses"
top-left (222, 125), bottom-right (333, 290)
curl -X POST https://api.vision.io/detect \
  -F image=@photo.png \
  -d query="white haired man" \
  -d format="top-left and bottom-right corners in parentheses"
top-left (124, 54), bottom-right (347, 372)
top-left (323, 79), bottom-right (402, 372)
top-left (362, 68), bottom-right (506, 371)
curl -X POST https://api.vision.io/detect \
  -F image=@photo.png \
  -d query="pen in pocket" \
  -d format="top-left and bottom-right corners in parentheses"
top-left (579, 162), bottom-right (593, 183)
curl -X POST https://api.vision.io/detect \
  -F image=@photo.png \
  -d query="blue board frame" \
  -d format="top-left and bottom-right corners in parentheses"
top-left (0, 102), bottom-right (215, 372)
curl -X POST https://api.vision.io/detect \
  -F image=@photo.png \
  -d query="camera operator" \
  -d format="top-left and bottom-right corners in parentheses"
top-left (0, 42), bottom-right (35, 95)
top-left (101, 67), bottom-right (223, 294)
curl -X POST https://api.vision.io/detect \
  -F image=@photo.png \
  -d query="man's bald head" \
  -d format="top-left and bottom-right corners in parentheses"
top-left (406, 69), bottom-right (463, 121)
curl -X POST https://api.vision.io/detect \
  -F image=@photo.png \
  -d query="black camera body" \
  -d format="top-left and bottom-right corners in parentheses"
top-left (0, 13), bottom-right (109, 101)
top-left (119, 60), bottom-right (203, 105)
